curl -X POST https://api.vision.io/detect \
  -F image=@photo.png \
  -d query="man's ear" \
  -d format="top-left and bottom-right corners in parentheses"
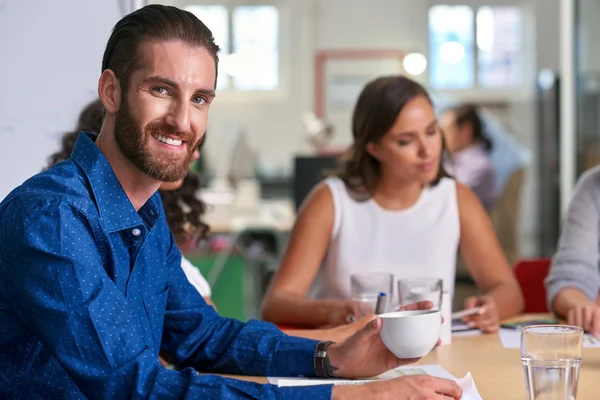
top-left (366, 142), bottom-right (380, 160)
top-left (98, 69), bottom-right (121, 114)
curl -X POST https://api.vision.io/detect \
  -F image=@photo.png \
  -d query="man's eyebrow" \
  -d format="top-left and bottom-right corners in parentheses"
top-left (140, 76), bottom-right (215, 98)
top-left (140, 76), bottom-right (179, 88)
top-left (195, 88), bottom-right (216, 99)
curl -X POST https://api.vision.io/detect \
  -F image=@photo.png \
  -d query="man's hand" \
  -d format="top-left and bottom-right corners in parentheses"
top-left (462, 295), bottom-right (499, 333)
top-left (567, 303), bottom-right (600, 337)
top-left (332, 375), bottom-right (462, 400)
top-left (326, 301), bottom-right (440, 379)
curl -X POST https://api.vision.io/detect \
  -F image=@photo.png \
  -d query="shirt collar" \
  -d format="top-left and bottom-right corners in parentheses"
top-left (71, 132), bottom-right (161, 233)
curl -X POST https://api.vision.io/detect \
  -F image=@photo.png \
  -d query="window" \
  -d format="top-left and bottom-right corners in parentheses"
top-left (428, 4), bottom-right (523, 90)
top-left (185, 4), bottom-right (279, 91)
top-left (476, 6), bottom-right (523, 88)
top-left (185, 5), bottom-right (229, 90)
top-left (428, 5), bottom-right (474, 89)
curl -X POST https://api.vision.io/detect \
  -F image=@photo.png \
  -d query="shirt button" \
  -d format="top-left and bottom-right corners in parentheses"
top-left (132, 228), bottom-right (141, 237)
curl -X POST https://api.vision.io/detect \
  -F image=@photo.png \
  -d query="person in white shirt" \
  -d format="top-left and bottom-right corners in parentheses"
top-left (261, 76), bottom-right (523, 333)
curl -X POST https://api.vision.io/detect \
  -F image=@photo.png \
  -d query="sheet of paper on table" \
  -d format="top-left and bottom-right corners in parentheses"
top-left (498, 328), bottom-right (600, 349)
top-left (268, 364), bottom-right (483, 399)
top-left (452, 321), bottom-right (483, 337)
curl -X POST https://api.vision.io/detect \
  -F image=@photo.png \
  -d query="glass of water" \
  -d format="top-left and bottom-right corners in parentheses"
top-left (397, 277), bottom-right (443, 310)
top-left (350, 272), bottom-right (393, 316)
top-left (521, 325), bottom-right (583, 400)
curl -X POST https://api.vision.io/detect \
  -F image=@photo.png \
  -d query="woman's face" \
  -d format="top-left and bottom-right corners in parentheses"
top-left (367, 95), bottom-right (443, 185)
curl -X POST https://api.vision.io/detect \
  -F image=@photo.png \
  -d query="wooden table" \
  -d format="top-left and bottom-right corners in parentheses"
top-left (227, 314), bottom-right (600, 399)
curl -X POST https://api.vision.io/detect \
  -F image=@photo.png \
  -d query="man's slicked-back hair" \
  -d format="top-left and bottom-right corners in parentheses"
top-left (102, 4), bottom-right (220, 91)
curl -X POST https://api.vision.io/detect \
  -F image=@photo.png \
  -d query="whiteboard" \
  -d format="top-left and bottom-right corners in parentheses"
top-left (0, 0), bottom-right (121, 200)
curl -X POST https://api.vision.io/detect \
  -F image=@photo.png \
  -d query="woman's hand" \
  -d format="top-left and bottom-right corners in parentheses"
top-left (326, 300), bottom-right (376, 327)
top-left (462, 295), bottom-right (500, 333)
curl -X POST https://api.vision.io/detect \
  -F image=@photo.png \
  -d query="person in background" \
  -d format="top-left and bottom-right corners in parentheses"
top-left (441, 104), bottom-right (497, 210)
top-left (546, 165), bottom-right (600, 337)
top-left (261, 76), bottom-right (523, 333)
top-left (430, 92), bottom-right (530, 200)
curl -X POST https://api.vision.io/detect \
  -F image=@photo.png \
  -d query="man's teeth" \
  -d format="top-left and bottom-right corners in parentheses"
top-left (154, 134), bottom-right (183, 146)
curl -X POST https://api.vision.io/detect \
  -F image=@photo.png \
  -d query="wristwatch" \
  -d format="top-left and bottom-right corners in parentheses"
top-left (313, 340), bottom-right (336, 378)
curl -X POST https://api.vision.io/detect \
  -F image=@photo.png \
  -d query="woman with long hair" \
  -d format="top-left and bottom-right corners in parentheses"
top-left (261, 76), bottom-right (523, 332)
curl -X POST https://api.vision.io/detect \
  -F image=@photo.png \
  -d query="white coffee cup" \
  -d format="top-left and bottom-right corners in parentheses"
top-left (379, 309), bottom-right (442, 359)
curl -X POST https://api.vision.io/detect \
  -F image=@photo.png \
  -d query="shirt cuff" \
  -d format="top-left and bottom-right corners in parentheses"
top-left (277, 384), bottom-right (333, 400)
top-left (271, 335), bottom-right (319, 377)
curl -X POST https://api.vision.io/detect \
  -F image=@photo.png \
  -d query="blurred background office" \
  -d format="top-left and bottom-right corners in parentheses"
top-left (0, 0), bottom-right (596, 319)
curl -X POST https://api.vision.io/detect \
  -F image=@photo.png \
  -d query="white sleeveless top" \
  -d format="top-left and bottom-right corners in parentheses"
top-left (181, 256), bottom-right (212, 297)
top-left (310, 176), bottom-right (460, 301)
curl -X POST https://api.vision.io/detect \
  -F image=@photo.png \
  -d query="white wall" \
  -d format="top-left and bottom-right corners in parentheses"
top-left (0, 0), bottom-right (121, 200)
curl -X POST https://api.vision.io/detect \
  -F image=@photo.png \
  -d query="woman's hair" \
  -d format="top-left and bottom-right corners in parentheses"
top-left (45, 99), bottom-right (106, 169)
top-left (46, 98), bottom-right (210, 246)
top-left (335, 75), bottom-right (448, 195)
top-left (449, 104), bottom-right (493, 152)
top-left (159, 173), bottom-right (210, 245)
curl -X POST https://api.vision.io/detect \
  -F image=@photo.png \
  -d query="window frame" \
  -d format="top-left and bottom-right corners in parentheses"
top-left (426, 0), bottom-right (535, 101)
top-left (179, 0), bottom-right (288, 101)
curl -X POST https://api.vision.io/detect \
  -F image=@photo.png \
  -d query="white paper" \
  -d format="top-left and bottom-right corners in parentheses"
top-left (452, 321), bottom-right (483, 337)
top-left (268, 364), bottom-right (483, 399)
top-left (454, 372), bottom-right (483, 400)
top-left (498, 328), bottom-right (600, 348)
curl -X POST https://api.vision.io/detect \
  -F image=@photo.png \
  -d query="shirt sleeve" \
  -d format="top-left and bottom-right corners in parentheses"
top-left (546, 167), bottom-right (600, 307)
top-left (161, 235), bottom-right (327, 378)
top-left (0, 198), bottom-right (332, 400)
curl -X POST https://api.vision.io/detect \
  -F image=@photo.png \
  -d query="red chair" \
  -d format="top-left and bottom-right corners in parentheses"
top-left (513, 258), bottom-right (552, 313)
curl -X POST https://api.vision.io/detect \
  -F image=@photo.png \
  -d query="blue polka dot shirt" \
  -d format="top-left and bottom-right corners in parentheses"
top-left (0, 132), bottom-right (333, 399)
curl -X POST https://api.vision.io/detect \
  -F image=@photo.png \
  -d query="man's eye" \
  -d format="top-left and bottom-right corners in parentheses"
top-left (192, 96), bottom-right (207, 105)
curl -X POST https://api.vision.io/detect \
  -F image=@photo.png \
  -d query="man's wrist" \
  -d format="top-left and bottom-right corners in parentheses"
top-left (314, 341), bottom-right (340, 378)
top-left (322, 342), bottom-right (343, 378)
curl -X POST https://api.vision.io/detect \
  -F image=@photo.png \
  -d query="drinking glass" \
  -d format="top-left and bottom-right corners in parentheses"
top-left (521, 325), bottom-right (583, 400)
top-left (350, 272), bottom-right (394, 316)
top-left (397, 277), bottom-right (443, 310)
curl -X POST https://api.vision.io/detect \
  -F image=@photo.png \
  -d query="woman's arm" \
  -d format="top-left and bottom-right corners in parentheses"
top-left (260, 183), bottom-right (357, 327)
top-left (456, 183), bottom-right (524, 331)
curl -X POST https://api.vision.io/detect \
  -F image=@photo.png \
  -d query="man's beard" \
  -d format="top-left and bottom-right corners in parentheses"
top-left (114, 97), bottom-right (199, 182)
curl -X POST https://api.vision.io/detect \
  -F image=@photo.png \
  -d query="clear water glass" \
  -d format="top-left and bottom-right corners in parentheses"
top-left (397, 277), bottom-right (443, 310)
top-left (521, 325), bottom-right (583, 400)
top-left (350, 272), bottom-right (393, 316)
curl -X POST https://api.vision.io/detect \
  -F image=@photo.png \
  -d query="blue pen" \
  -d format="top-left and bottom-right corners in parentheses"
top-left (375, 292), bottom-right (387, 314)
